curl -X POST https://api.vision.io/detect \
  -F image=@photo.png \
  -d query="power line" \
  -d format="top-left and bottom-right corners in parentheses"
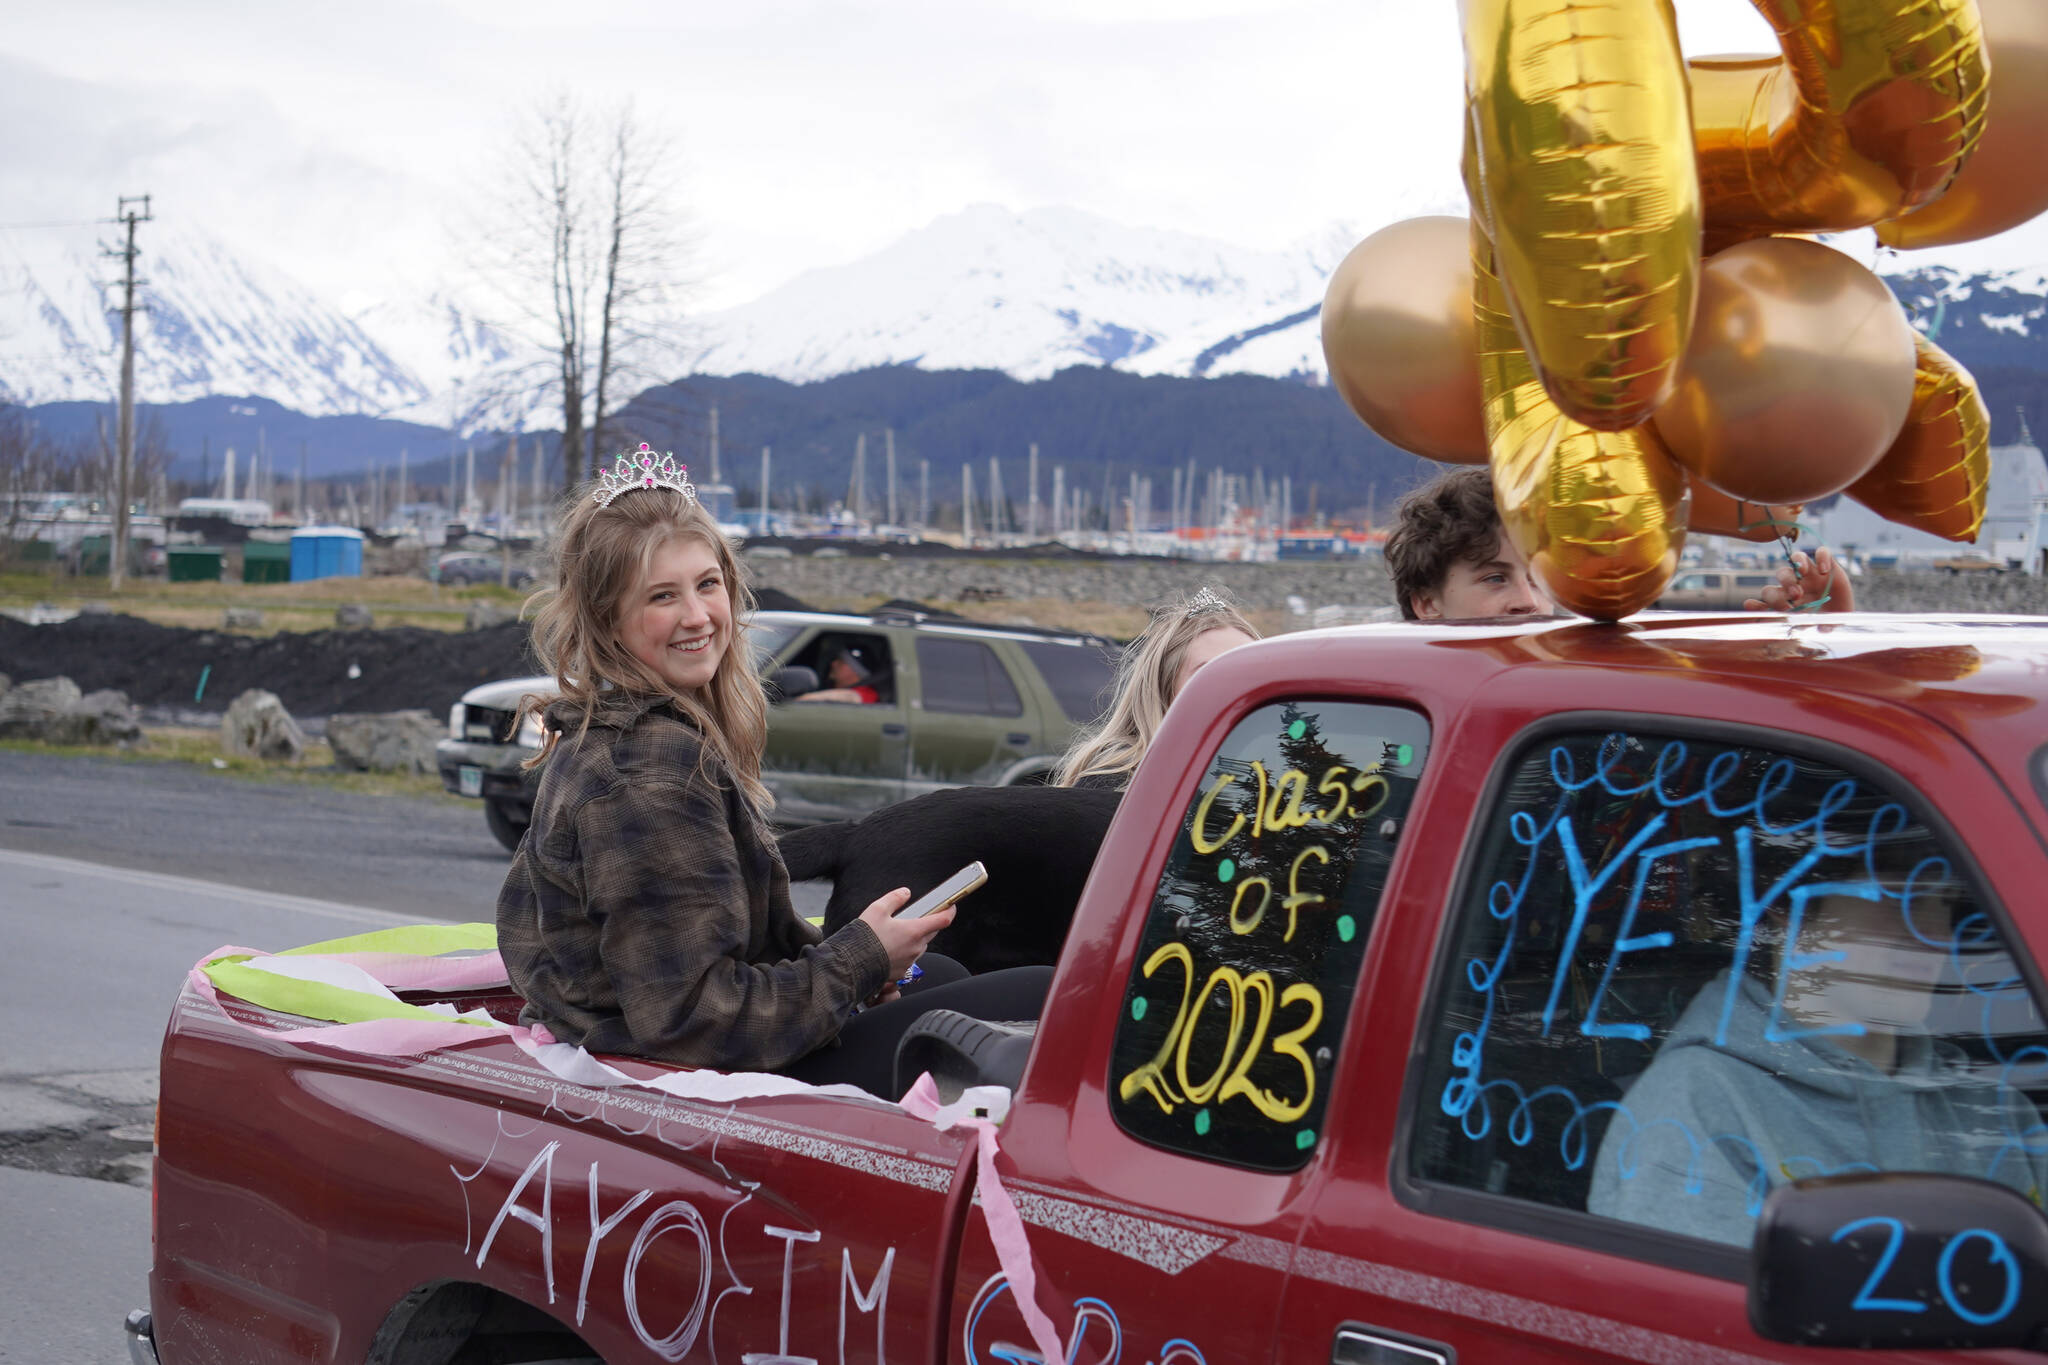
top-left (0, 218), bottom-right (103, 231)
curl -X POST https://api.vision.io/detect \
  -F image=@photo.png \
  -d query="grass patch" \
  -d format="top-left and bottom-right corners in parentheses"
top-left (0, 726), bottom-right (467, 803)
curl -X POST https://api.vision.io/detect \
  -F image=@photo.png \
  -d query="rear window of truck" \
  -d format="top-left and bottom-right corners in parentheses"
top-left (1108, 699), bottom-right (1431, 1172)
top-left (1410, 726), bottom-right (2048, 1252)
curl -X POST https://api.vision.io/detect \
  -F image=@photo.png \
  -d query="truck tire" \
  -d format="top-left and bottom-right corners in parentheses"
top-left (485, 797), bottom-right (530, 854)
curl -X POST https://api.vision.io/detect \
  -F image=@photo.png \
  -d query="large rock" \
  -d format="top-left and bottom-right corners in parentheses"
top-left (464, 598), bottom-right (516, 630)
top-left (335, 603), bottom-right (375, 630)
top-left (222, 607), bottom-right (265, 630)
top-left (326, 709), bottom-right (441, 774)
top-left (0, 676), bottom-right (140, 745)
top-left (221, 688), bottom-right (306, 762)
top-left (75, 689), bottom-right (143, 745)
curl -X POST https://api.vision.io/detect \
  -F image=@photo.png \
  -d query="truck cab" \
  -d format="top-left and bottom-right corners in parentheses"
top-left (142, 613), bottom-right (2048, 1363)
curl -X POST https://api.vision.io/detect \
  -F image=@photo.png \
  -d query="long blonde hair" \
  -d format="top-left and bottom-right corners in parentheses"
top-left (519, 481), bottom-right (772, 812)
top-left (1054, 586), bottom-right (1259, 789)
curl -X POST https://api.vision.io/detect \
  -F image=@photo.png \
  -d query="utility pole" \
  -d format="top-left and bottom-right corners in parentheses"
top-left (104, 193), bottom-right (151, 588)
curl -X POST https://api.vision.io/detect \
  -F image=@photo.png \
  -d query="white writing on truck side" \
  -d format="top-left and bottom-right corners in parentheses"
top-left (453, 1120), bottom-right (894, 1363)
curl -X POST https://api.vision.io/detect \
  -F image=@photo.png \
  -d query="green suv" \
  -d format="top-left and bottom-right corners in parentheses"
top-left (435, 606), bottom-right (1120, 851)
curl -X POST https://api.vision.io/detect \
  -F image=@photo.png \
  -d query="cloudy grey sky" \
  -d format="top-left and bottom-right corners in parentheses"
top-left (4, 0), bottom-right (2038, 318)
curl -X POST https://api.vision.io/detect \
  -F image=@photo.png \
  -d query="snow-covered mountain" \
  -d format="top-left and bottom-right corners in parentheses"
top-left (0, 222), bottom-right (439, 415)
top-left (679, 207), bottom-right (2048, 386)
top-left (2, 204), bottom-right (2042, 428)
top-left (682, 205), bottom-right (1349, 384)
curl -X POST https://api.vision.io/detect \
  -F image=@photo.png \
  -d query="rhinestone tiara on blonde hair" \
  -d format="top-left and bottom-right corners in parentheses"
top-left (594, 443), bottom-right (697, 508)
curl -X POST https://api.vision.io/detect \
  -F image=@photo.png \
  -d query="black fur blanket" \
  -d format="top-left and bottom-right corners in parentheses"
top-left (779, 785), bottom-right (1123, 973)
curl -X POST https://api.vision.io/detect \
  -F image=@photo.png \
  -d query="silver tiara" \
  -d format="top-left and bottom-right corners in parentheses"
top-left (1185, 586), bottom-right (1232, 617)
top-left (594, 443), bottom-right (697, 509)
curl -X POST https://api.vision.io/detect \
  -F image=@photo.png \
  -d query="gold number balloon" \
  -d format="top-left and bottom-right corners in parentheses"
top-left (1474, 222), bottom-right (1688, 621)
top-left (1458, 0), bottom-right (1700, 434)
top-left (1690, 0), bottom-right (1988, 248)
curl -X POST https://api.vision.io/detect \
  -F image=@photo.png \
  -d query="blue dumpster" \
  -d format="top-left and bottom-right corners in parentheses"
top-left (289, 527), bottom-right (365, 582)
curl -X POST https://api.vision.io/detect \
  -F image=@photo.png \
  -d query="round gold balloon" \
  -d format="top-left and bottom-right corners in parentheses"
top-left (1690, 0), bottom-right (1988, 242)
top-left (1459, 0), bottom-right (1700, 434)
top-left (1474, 221), bottom-right (1685, 620)
top-left (1846, 334), bottom-right (1990, 542)
top-left (1654, 238), bottom-right (1918, 505)
top-left (1320, 217), bottom-right (1487, 464)
top-left (1878, 0), bottom-right (2048, 249)
top-left (1685, 477), bottom-right (1802, 544)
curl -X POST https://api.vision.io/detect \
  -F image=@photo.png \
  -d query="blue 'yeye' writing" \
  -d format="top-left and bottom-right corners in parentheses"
top-left (1436, 733), bottom-right (2038, 1218)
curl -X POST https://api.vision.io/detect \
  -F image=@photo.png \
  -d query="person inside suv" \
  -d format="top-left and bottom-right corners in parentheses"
top-left (796, 642), bottom-right (885, 704)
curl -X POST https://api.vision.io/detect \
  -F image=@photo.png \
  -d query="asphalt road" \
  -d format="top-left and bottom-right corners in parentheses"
top-left (0, 750), bottom-right (828, 1363)
top-left (0, 848), bottom-right (445, 1364)
top-left (0, 749), bottom-right (512, 918)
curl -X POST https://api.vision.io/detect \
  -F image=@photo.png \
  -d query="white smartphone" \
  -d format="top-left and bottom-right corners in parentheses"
top-left (895, 861), bottom-right (987, 920)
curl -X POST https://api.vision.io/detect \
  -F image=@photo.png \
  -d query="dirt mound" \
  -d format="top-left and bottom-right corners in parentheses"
top-left (0, 614), bottom-right (539, 721)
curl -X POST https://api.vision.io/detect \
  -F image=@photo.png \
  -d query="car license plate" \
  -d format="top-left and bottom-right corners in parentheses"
top-left (459, 765), bottom-right (484, 797)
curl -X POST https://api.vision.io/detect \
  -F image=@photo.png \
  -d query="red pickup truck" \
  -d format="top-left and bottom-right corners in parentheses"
top-left (132, 613), bottom-right (2048, 1364)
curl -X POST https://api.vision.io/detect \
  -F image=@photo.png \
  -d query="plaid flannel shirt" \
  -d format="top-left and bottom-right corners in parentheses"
top-left (497, 692), bottom-right (890, 1071)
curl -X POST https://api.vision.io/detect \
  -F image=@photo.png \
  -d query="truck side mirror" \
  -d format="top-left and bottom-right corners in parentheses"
top-left (766, 665), bottom-right (819, 703)
top-left (1749, 1172), bottom-right (2048, 1351)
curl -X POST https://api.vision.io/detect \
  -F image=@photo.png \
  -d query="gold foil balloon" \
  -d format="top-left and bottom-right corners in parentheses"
top-left (1458, 0), bottom-right (1700, 433)
top-left (1653, 238), bottom-right (1918, 504)
top-left (1321, 217), bottom-right (1487, 464)
top-left (1685, 478), bottom-right (1802, 544)
top-left (1878, 0), bottom-right (2048, 249)
top-left (1846, 335), bottom-right (1990, 542)
top-left (1475, 223), bottom-right (1686, 621)
top-left (1690, 0), bottom-right (1988, 246)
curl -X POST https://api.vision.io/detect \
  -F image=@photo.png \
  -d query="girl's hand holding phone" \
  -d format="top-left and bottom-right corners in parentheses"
top-left (859, 887), bottom-right (955, 982)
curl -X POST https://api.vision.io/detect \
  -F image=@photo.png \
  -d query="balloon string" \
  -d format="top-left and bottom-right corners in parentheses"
top-left (1735, 503), bottom-right (1832, 613)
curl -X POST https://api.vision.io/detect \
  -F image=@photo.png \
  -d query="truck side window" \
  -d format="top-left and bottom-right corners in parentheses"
top-left (1410, 729), bottom-right (2048, 1247)
top-left (1109, 700), bottom-right (1430, 1171)
top-left (917, 637), bottom-right (1024, 717)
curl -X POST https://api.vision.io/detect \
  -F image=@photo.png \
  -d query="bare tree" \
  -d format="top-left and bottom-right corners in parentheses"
top-left (0, 406), bottom-right (91, 554)
top-left (478, 96), bottom-right (693, 492)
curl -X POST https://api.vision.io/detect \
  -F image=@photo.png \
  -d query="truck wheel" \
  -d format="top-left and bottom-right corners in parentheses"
top-left (484, 797), bottom-right (530, 853)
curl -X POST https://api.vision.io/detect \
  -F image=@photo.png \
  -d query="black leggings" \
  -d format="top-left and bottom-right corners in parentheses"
top-left (784, 955), bottom-right (1054, 1098)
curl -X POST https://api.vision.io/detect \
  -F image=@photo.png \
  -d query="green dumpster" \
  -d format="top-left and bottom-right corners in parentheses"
top-left (11, 539), bottom-right (55, 563)
top-left (78, 535), bottom-right (110, 575)
top-left (168, 546), bottom-right (224, 582)
top-left (243, 539), bottom-right (291, 584)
